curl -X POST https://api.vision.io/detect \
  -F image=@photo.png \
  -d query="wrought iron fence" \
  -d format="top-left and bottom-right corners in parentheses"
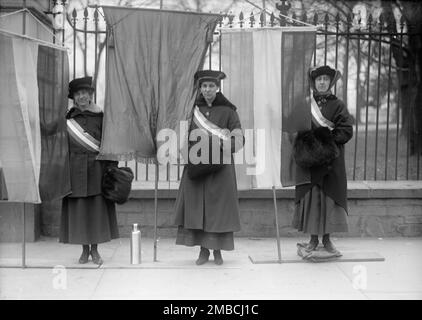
top-left (63, 3), bottom-right (421, 182)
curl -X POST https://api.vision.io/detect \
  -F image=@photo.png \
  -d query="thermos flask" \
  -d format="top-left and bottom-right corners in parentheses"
top-left (130, 223), bottom-right (141, 264)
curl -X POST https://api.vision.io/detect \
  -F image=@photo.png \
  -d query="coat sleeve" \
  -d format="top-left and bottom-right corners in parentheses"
top-left (225, 109), bottom-right (245, 154)
top-left (332, 101), bottom-right (354, 145)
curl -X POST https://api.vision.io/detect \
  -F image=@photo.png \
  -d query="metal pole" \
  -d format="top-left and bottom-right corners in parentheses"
top-left (94, 5), bottom-right (99, 103)
top-left (22, 203), bottom-right (26, 268)
top-left (272, 186), bottom-right (282, 263)
top-left (374, 20), bottom-right (383, 180)
top-left (153, 161), bottom-right (158, 262)
top-left (353, 32), bottom-right (361, 180)
top-left (153, 0), bottom-right (163, 262)
top-left (62, 1), bottom-right (66, 44)
top-left (363, 24), bottom-right (372, 180)
top-left (23, 0), bottom-right (27, 33)
top-left (22, 0), bottom-right (27, 270)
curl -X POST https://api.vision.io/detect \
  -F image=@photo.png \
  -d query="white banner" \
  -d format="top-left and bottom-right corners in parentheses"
top-left (0, 33), bottom-right (41, 203)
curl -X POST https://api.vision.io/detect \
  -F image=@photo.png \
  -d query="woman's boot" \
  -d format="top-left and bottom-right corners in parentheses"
top-left (322, 234), bottom-right (338, 253)
top-left (79, 245), bottom-right (89, 264)
top-left (213, 250), bottom-right (223, 265)
top-left (306, 235), bottom-right (319, 252)
top-left (195, 247), bottom-right (210, 265)
top-left (90, 244), bottom-right (103, 265)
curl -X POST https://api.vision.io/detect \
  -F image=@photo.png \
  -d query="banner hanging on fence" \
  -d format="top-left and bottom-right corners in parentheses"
top-left (98, 7), bottom-right (221, 162)
top-left (221, 27), bottom-right (316, 188)
top-left (0, 31), bottom-right (70, 203)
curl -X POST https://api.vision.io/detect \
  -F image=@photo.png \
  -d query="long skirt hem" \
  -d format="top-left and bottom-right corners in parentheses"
top-left (176, 226), bottom-right (234, 251)
top-left (293, 184), bottom-right (348, 235)
top-left (59, 194), bottom-right (119, 245)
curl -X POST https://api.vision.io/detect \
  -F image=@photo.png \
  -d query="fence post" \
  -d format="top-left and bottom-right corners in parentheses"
top-left (93, 5), bottom-right (99, 102)
top-left (374, 13), bottom-right (384, 180)
top-left (363, 13), bottom-right (373, 180)
top-left (83, 8), bottom-right (88, 77)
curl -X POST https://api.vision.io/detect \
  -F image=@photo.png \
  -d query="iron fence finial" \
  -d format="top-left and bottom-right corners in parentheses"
top-left (276, 0), bottom-right (291, 26)
top-left (367, 13), bottom-right (373, 31)
top-left (378, 12), bottom-right (384, 30)
top-left (301, 12), bottom-right (307, 24)
top-left (249, 12), bottom-right (255, 28)
top-left (228, 11), bottom-right (234, 28)
top-left (260, 11), bottom-right (265, 27)
top-left (313, 12), bottom-right (318, 26)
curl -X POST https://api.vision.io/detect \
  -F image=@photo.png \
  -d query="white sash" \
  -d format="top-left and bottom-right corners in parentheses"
top-left (66, 119), bottom-right (100, 152)
top-left (310, 94), bottom-right (335, 131)
top-left (193, 106), bottom-right (230, 141)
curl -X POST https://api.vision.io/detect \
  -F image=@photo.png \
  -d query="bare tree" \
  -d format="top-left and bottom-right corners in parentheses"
top-left (380, 0), bottom-right (422, 154)
top-left (273, 0), bottom-right (421, 153)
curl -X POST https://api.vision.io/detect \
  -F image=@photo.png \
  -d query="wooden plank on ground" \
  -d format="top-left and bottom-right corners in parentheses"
top-left (249, 251), bottom-right (385, 264)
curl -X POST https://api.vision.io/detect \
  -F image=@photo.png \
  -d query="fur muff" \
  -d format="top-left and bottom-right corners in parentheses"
top-left (102, 167), bottom-right (134, 204)
top-left (187, 137), bottom-right (225, 180)
top-left (293, 127), bottom-right (340, 168)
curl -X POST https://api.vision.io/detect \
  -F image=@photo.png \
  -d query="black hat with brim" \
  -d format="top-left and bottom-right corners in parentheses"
top-left (68, 76), bottom-right (95, 99)
top-left (310, 65), bottom-right (336, 80)
top-left (194, 70), bottom-right (226, 86)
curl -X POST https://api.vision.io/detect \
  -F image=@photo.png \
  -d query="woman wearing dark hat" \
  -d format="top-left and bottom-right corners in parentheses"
top-left (59, 76), bottom-right (119, 264)
top-left (174, 70), bottom-right (244, 265)
top-left (292, 65), bottom-right (353, 254)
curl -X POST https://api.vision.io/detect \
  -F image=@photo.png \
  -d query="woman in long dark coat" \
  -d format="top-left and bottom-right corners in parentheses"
top-left (174, 70), bottom-right (244, 265)
top-left (292, 66), bottom-right (354, 254)
top-left (60, 76), bottom-right (119, 264)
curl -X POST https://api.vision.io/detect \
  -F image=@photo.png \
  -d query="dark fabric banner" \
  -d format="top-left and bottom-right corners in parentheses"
top-left (0, 167), bottom-right (8, 200)
top-left (37, 45), bottom-right (71, 201)
top-left (98, 7), bottom-right (221, 162)
top-left (280, 30), bottom-right (315, 187)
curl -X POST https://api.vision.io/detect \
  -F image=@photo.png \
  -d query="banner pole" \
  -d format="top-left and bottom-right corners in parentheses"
top-left (22, 203), bottom-right (26, 268)
top-left (21, 0), bottom-right (27, 270)
top-left (272, 186), bottom-right (282, 263)
top-left (153, 161), bottom-right (158, 262)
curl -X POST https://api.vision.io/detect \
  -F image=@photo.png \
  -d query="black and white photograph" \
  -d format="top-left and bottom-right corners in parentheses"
top-left (0, 0), bottom-right (421, 307)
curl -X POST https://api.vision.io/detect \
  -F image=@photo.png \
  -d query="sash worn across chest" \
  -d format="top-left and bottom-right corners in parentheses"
top-left (66, 118), bottom-right (100, 152)
top-left (311, 94), bottom-right (335, 130)
top-left (192, 106), bottom-right (229, 141)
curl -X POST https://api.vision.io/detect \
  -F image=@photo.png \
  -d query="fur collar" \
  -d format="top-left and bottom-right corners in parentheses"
top-left (313, 93), bottom-right (337, 106)
top-left (66, 104), bottom-right (103, 119)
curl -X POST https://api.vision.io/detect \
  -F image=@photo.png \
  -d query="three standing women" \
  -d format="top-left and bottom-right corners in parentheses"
top-left (61, 67), bottom-right (351, 264)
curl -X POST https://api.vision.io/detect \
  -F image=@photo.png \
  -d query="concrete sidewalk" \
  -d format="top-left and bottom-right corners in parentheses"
top-left (0, 236), bottom-right (421, 300)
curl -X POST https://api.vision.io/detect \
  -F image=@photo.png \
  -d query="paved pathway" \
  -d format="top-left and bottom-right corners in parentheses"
top-left (0, 237), bottom-right (421, 300)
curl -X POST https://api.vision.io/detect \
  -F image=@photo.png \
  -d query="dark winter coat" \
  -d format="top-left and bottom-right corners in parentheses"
top-left (174, 92), bottom-right (244, 232)
top-left (295, 95), bottom-right (353, 212)
top-left (66, 107), bottom-right (116, 198)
